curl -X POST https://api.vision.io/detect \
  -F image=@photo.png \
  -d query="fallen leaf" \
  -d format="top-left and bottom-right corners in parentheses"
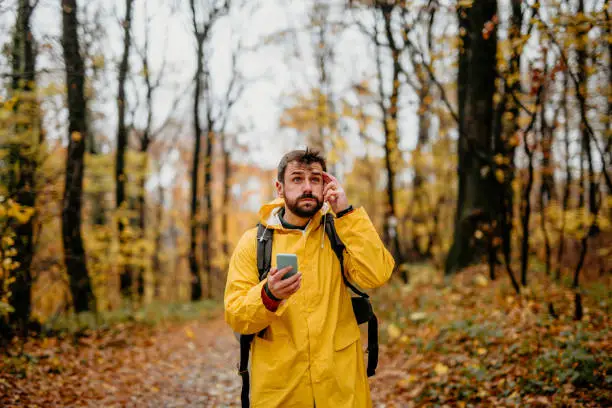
top-left (434, 363), bottom-right (449, 376)
top-left (474, 274), bottom-right (489, 287)
top-left (185, 327), bottom-right (195, 339)
top-left (387, 324), bottom-right (401, 340)
top-left (410, 312), bottom-right (427, 322)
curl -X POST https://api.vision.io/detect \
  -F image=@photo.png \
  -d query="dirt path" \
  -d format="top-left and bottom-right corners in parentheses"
top-left (90, 313), bottom-right (243, 408)
top-left (1, 311), bottom-right (243, 408)
top-left (2, 311), bottom-right (395, 408)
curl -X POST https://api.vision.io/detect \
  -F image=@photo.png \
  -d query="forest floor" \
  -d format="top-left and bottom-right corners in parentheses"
top-left (1, 264), bottom-right (610, 407)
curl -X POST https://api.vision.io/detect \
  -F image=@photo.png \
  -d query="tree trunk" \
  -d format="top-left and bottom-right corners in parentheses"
top-left (137, 7), bottom-right (154, 299)
top-left (555, 72), bottom-right (571, 281)
top-left (61, 0), bottom-right (96, 314)
top-left (378, 5), bottom-right (404, 276)
top-left (412, 84), bottom-right (432, 260)
top-left (116, 0), bottom-right (134, 299)
top-left (576, 0), bottom-right (598, 236)
top-left (445, 0), bottom-right (499, 275)
top-left (189, 0), bottom-right (205, 301)
top-left (491, 0), bottom-right (522, 293)
top-left (221, 133), bottom-right (231, 266)
top-left (152, 178), bottom-right (164, 298)
top-left (5, 0), bottom-right (37, 336)
top-left (539, 58), bottom-right (556, 277)
top-left (202, 125), bottom-right (213, 299)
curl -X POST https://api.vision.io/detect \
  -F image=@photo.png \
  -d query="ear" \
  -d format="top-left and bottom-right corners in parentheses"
top-left (275, 180), bottom-right (283, 197)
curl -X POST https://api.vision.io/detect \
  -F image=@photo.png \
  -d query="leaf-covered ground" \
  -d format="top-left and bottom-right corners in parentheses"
top-left (1, 265), bottom-right (610, 407)
top-left (369, 265), bottom-right (611, 407)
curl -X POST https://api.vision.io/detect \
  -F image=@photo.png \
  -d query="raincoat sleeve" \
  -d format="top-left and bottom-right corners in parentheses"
top-left (334, 207), bottom-right (395, 288)
top-left (224, 228), bottom-right (288, 335)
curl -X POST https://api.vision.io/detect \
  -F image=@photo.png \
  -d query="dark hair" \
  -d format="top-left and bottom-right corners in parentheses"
top-left (277, 148), bottom-right (327, 183)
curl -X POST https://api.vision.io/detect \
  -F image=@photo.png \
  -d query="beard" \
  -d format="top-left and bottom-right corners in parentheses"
top-left (285, 193), bottom-right (323, 218)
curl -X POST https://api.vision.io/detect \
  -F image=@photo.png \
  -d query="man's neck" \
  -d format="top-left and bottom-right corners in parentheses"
top-left (280, 206), bottom-right (309, 228)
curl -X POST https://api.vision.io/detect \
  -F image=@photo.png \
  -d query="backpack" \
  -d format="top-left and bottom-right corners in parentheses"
top-left (237, 213), bottom-right (379, 408)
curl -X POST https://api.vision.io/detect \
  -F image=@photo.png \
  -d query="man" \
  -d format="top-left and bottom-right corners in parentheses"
top-left (224, 149), bottom-right (394, 407)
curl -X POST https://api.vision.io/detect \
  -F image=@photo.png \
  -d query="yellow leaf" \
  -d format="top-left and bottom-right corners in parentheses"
top-left (434, 363), bottom-right (449, 375)
top-left (185, 327), bottom-right (194, 339)
top-left (71, 131), bottom-right (82, 142)
top-left (387, 323), bottom-right (401, 340)
top-left (397, 375), bottom-right (416, 389)
top-left (477, 348), bottom-right (487, 355)
top-left (474, 230), bottom-right (484, 239)
top-left (474, 274), bottom-right (488, 287)
top-left (495, 169), bottom-right (505, 183)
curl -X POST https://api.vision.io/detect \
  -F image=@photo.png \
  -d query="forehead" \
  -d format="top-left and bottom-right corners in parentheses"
top-left (286, 161), bottom-right (323, 174)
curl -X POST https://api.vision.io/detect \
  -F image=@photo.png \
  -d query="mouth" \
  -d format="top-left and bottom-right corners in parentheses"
top-left (300, 198), bottom-right (316, 204)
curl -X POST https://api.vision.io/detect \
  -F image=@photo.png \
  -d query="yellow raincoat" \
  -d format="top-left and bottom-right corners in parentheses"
top-left (224, 199), bottom-right (395, 407)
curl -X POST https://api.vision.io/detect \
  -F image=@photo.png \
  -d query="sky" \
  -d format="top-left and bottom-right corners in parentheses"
top-left (0, 0), bottom-right (427, 164)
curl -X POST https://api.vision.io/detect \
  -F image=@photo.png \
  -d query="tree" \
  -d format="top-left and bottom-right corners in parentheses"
top-left (444, 0), bottom-right (500, 276)
top-left (61, 0), bottom-right (96, 313)
top-left (188, 0), bottom-right (229, 301)
top-left (133, 0), bottom-right (179, 299)
top-left (116, 0), bottom-right (135, 300)
top-left (1, 0), bottom-right (39, 337)
top-left (351, 2), bottom-right (405, 274)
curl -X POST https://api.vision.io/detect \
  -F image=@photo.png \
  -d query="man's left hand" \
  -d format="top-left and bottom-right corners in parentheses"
top-left (323, 172), bottom-right (349, 215)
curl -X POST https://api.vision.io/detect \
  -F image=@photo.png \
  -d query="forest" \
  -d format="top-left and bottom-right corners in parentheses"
top-left (0, 0), bottom-right (610, 406)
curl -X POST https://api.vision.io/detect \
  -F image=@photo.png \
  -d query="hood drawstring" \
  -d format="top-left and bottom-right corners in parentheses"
top-left (320, 216), bottom-right (326, 248)
top-left (258, 225), bottom-right (269, 242)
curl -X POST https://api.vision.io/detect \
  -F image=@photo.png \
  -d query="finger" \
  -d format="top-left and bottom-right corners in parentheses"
top-left (268, 267), bottom-right (279, 282)
top-left (275, 271), bottom-right (300, 290)
top-left (271, 266), bottom-right (294, 285)
top-left (285, 278), bottom-right (301, 295)
top-left (323, 182), bottom-right (336, 197)
top-left (281, 274), bottom-right (301, 293)
top-left (322, 172), bottom-right (336, 183)
top-left (325, 191), bottom-right (338, 203)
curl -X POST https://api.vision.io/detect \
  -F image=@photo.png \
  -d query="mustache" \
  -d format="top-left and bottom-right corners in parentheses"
top-left (298, 193), bottom-right (317, 200)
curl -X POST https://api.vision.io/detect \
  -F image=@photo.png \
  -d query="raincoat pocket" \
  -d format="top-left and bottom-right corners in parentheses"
top-left (334, 319), bottom-right (360, 351)
top-left (252, 334), bottom-right (298, 390)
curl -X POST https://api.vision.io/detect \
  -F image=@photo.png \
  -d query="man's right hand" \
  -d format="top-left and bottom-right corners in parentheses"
top-left (267, 266), bottom-right (301, 299)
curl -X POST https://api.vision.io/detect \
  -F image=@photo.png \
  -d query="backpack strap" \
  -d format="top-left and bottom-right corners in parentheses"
top-left (323, 214), bottom-right (369, 299)
top-left (239, 223), bottom-right (274, 408)
top-left (256, 223), bottom-right (273, 280)
top-left (323, 213), bottom-right (379, 377)
top-left (238, 334), bottom-right (254, 408)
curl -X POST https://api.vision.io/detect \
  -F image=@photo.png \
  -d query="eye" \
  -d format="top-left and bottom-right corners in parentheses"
top-left (292, 176), bottom-right (302, 183)
top-left (311, 177), bottom-right (322, 184)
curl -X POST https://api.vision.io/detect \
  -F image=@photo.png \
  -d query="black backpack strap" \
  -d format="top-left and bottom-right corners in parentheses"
top-left (367, 314), bottom-right (379, 376)
top-left (323, 213), bottom-right (378, 377)
top-left (238, 334), bottom-right (254, 408)
top-left (256, 223), bottom-right (273, 280)
top-left (240, 224), bottom-right (274, 408)
top-left (323, 214), bottom-right (369, 299)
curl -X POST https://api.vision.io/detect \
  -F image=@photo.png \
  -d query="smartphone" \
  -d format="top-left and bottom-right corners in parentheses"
top-left (276, 253), bottom-right (298, 280)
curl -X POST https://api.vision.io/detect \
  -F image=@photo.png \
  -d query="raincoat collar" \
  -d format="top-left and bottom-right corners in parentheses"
top-left (257, 197), bottom-right (330, 232)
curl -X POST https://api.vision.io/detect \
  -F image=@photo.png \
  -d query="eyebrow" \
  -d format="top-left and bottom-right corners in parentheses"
top-left (289, 170), bottom-right (322, 176)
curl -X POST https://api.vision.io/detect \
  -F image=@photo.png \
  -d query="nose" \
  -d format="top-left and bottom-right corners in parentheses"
top-left (303, 180), bottom-right (313, 193)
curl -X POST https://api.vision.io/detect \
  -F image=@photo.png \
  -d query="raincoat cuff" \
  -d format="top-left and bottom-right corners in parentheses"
top-left (261, 284), bottom-right (282, 311)
top-left (334, 205), bottom-right (365, 228)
